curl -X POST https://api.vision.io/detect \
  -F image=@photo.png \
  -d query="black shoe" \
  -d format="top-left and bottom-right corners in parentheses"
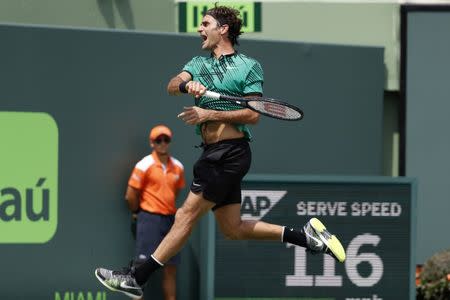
top-left (94, 265), bottom-right (143, 299)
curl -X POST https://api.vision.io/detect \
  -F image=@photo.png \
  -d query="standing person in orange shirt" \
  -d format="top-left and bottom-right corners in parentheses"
top-left (125, 125), bottom-right (185, 300)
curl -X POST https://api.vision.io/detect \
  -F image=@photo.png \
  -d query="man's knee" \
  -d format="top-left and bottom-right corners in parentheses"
top-left (220, 221), bottom-right (246, 240)
top-left (174, 206), bottom-right (195, 227)
top-left (174, 193), bottom-right (214, 228)
top-left (174, 201), bottom-right (204, 229)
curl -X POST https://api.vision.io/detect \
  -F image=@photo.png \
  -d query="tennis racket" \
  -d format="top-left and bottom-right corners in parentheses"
top-left (204, 91), bottom-right (304, 121)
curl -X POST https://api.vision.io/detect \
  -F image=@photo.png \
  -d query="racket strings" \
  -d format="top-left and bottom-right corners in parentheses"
top-left (248, 100), bottom-right (302, 120)
top-left (198, 97), bottom-right (242, 111)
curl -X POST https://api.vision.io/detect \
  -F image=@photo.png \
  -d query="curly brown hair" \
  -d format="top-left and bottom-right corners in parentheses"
top-left (205, 4), bottom-right (243, 46)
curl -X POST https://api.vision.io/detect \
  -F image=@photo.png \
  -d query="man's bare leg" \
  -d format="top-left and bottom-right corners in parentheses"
top-left (152, 191), bottom-right (215, 262)
top-left (214, 203), bottom-right (283, 240)
top-left (162, 265), bottom-right (177, 300)
top-left (214, 203), bottom-right (346, 262)
top-left (132, 192), bottom-right (214, 286)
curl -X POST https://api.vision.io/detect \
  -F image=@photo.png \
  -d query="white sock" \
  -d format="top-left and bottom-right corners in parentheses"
top-left (151, 254), bottom-right (164, 266)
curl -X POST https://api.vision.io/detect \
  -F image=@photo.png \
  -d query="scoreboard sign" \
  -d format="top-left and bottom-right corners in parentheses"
top-left (178, 2), bottom-right (261, 33)
top-left (215, 175), bottom-right (416, 300)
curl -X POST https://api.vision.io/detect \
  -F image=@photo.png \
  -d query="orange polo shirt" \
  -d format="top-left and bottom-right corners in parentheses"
top-left (128, 151), bottom-right (185, 215)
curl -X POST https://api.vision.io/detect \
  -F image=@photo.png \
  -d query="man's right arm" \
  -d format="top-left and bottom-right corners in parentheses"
top-left (167, 71), bottom-right (192, 96)
top-left (125, 186), bottom-right (141, 213)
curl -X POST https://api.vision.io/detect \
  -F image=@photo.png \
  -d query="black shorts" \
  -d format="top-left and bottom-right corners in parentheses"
top-left (190, 138), bottom-right (251, 210)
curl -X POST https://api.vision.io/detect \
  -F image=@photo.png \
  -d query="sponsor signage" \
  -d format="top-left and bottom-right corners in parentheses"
top-left (215, 175), bottom-right (416, 300)
top-left (178, 2), bottom-right (261, 33)
top-left (0, 112), bottom-right (58, 243)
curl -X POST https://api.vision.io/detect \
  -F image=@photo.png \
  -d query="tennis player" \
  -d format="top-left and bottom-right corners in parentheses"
top-left (95, 5), bottom-right (346, 299)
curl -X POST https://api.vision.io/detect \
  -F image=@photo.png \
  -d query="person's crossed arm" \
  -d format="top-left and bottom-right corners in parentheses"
top-left (125, 186), bottom-right (141, 213)
top-left (167, 72), bottom-right (259, 125)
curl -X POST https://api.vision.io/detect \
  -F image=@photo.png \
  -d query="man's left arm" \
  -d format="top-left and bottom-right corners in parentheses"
top-left (178, 99), bottom-right (260, 125)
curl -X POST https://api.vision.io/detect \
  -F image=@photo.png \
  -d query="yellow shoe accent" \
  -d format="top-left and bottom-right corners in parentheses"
top-left (309, 218), bottom-right (346, 263)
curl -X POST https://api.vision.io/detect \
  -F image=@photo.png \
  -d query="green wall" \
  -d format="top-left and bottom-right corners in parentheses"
top-left (404, 8), bottom-right (450, 263)
top-left (0, 0), bottom-right (175, 31)
top-left (0, 24), bottom-right (383, 299)
top-left (0, 0), bottom-right (401, 178)
top-left (0, 1), bottom-right (398, 90)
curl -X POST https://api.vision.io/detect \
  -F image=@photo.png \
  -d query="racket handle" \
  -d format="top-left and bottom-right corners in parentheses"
top-left (204, 90), bottom-right (220, 99)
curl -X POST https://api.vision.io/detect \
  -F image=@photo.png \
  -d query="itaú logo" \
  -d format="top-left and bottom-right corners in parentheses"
top-left (241, 190), bottom-right (287, 221)
top-left (0, 112), bottom-right (58, 243)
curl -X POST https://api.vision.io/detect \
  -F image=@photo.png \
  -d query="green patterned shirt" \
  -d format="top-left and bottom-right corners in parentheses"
top-left (182, 52), bottom-right (264, 140)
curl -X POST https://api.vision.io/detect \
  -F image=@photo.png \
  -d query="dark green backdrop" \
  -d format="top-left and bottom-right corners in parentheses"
top-left (403, 7), bottom-right (450, 263)
top-left (0, 24), bottom-right (384, 300)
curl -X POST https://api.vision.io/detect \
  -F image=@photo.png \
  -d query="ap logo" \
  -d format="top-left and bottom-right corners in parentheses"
top-left (241, 190), bottom-right (287, 221)
top-left (0, 112), bottom-right (58, 243)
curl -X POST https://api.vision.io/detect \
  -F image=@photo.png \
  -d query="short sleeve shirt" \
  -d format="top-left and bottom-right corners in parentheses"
top-left (183, 52), bottom-right (264, 139)
top-left (128, 152), bottom-right (185, 215)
